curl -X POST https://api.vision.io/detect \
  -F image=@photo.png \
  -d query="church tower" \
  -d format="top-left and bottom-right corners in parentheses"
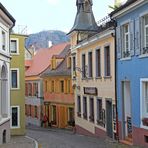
top-left (68, 0), bottom-right (98, 42)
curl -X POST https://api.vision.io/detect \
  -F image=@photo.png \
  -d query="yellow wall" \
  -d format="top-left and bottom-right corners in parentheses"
top-left (43, 76), bottom-right (73, 94)
top-left (71, 31), bottom-right (115, 134)
top-left (10, 34), bottom-right (27, 135)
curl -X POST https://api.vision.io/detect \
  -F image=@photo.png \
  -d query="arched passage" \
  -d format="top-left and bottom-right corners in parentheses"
top-left (2, 130), bottom-right (6, 143)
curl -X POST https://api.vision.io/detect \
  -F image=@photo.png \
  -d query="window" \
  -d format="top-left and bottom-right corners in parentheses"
top-left (10, 39), bottom-right (18, 54)
top-left (29, 105), bottom-right (31, 116)
top-left (77, 96), bottom-right (81, 117)
top-left (25, 105), bottom-right (27, 115)
top-left (11, 69), bottom-right (19, 89)
top-left (72, 56), bottom-right (76, 78)
top-left (96, 49), bottom-right (101, 77)
top-left (35, 106), bottom-right (38, 118)
top-left (11, 106), bottom-right (20, 128)
top-left (122, 23), bottom-right (130, 57)
top-left (89, 98), bottom-right (94, 122)
top-left (113, 104), bottom-right (116, 131)
top-left (28, 83), bottom-right (32, 96)
top-left (68, 107), bottom-right (75, 126)
top-left (51, 81), bottom-right (54, 92)
top-left (104, 46), bottom-right (111, 77)
top-left (2, 31), bottom-right (6, 50)
top-left (83, 96), bottom-right (87, 119)
top-left (141, 14), bottom-right (148, 54)
top-left (88, 52), bottom-right (93, 77)
top-left (45, 81), bottom-right (48, 92)
top-left (52, 105), bottom-right (56, 125)
top-left (25, 83), bottom-right (28, 96)
top-left (67, 80), bottom-right (71, 93)
top-left (60, 80), bottom-right (64, 93)
top-left (68, 107), bottom-right (74, 121)
top-left (33, 83), bottom-right (38, 96)
top-left (82, 54), bottom-right (86, 78)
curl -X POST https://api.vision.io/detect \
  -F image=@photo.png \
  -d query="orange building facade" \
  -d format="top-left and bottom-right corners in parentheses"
top-left (42, 46), bottom-right (75, 128)
top-left (25, 43), bottom-right (69, 127)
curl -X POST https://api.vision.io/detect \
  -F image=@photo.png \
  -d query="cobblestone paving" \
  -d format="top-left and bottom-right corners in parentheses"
top-left (1, 136), bottom-right (35, 148)
top-left (26, 126), bottom-right (144, 148)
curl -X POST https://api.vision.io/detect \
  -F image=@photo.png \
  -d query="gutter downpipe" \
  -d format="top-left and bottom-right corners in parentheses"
top-left (112, 19), bottom-right (119, 141)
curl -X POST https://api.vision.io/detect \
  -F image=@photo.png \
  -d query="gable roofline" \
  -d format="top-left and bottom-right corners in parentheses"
top-left (110, 0), bottom-right (144, 18)
top-left (0, 3), bottom-right (15, 26)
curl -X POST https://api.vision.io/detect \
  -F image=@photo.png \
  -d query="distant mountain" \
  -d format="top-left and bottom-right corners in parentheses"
top-left (25, 30), bottom-right (70, 49)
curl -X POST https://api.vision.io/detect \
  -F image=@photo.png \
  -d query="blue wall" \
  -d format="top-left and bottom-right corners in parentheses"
top-left (116, 3), bottom-right (148, 128)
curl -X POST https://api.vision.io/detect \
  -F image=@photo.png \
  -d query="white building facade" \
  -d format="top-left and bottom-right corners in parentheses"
top-left (0, 3), bottom-right (15, 144)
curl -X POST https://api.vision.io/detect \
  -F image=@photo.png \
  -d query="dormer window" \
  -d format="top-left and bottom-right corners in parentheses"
top-left (51, 58), bottom-right (56, 70)
top-left (67, 57), bottom-right (71, 68)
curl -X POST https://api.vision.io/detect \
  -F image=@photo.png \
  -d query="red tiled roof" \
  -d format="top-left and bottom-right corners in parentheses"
top-left (25, 42), bottom-right (69, 77)
top-left (25, 60), bottom-right (32, 67)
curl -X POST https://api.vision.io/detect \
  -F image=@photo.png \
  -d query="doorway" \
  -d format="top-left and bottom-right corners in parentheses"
top-left (106, 99), bottom-right (113, 138)
top-left (2, 130), bottom-right (6, 143)
top-left (122, 81), bottom-right (132, 139)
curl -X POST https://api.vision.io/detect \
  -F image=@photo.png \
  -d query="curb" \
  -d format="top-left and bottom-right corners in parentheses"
top-left (25, 136), bottom-right (38, 148)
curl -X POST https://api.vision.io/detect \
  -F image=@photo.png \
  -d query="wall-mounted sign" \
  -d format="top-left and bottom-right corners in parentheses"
top-left (84, 87), bottom-right (98, 95)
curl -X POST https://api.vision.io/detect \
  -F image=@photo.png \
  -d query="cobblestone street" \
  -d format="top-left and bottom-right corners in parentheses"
top-left (26, 126), bottom-right (143, 148)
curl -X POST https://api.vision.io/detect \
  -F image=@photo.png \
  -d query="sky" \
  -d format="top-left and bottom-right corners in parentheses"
top-left (1, 0), bottom-right (115, 34)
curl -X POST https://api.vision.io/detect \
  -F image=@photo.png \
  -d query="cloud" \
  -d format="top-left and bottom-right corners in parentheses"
top-left (47, 0), bottom-right (59, 5)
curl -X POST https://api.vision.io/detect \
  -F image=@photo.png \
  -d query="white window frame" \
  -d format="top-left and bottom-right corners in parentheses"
top-left (11, 68), bottom-right (20, 90)
top-left (11, 106), bottom-right (20, 129)
top-left (140, 78), bottom-right (148, 129)
top-left (123, 23), bottom-right (130, 52)
top-left (10, 38), bottom-right (19, 55)
top-left (144, 15), bottom-right (148, 48)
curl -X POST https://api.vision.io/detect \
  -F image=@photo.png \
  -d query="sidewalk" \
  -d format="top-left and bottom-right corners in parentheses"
top-left (1, 135), bottom-right (37, 148)
top-left (26, 124), bottom-right (74, 134)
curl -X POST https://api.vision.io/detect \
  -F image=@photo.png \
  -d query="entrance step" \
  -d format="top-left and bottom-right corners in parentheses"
top-left (120, 138), bottom-right (133, 146)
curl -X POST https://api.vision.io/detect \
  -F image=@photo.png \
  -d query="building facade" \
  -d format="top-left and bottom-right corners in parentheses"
top-left (111, 0), bottom-right (148, 146)
top-left (42, 45), bottom-right (75, 128)
top-left (69, 0), bottom-right (116, 139)
top-left (10, 34), bottom-right (27, 135)
top-left (0, 3), bottom-right (15, 144)
top-left (25, 43), bottom-right (69, 127)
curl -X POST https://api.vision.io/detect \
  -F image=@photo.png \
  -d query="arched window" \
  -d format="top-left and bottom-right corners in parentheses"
top-left (1, 63), bottom-right (8, 118)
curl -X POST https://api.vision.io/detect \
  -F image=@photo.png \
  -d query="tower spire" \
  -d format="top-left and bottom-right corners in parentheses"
top-left (68, 0), bottom-right (98, 34)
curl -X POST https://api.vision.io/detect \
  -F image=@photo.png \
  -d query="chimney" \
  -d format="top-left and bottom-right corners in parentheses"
top-left (68, 0), bottom-right (98, 34)
top-left (48, 41), bottom-right (52, 48)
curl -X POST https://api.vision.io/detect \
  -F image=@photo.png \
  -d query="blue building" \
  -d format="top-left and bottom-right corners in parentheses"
top-left (111, 0), bottom-right (148, 147)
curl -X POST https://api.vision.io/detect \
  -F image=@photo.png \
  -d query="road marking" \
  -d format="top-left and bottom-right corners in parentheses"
top-left (25, 136), bottom-right (38, 148)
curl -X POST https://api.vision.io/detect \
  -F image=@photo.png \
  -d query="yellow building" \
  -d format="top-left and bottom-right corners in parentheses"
top-left (68, 0), bottom-right (116, 139)
top-left (42, 45), bottom-right (75, 129)
top-left (10, 34), bottom-right (27, 135)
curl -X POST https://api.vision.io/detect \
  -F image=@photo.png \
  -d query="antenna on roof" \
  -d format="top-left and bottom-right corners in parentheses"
top-left (17, 25), bottom-right (28, 35)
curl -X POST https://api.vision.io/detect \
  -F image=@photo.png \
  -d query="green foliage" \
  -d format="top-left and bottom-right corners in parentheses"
top-left (109, 4), bottom-right (119, 10)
